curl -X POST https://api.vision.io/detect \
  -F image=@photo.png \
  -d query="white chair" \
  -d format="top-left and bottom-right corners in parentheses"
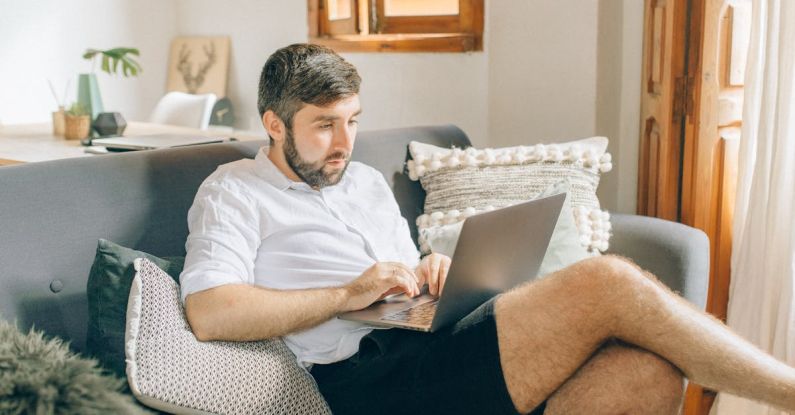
top-left (149, 91), bottom-right (217, 130)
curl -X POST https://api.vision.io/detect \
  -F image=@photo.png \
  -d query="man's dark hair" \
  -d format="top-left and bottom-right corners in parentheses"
top-left (257, 44), bottom-right (361, 132)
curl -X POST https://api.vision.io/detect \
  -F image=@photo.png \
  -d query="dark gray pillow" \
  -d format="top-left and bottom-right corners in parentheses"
top-left (85, 239), bottom-right (184, 380)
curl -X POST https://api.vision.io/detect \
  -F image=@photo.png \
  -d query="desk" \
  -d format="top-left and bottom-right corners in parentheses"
top-left (0, 122), bottom-right (264, 166)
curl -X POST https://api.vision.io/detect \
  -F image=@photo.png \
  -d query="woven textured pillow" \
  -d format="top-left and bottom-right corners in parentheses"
top-left (423, 180), bottom-right (592, 278)
top-left (407, 137), bottom-right (613, 254)
top-left (125, 258), bottom-right (331, 415)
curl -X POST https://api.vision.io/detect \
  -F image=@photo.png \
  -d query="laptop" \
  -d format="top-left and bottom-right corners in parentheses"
top-left (90, 134), bottom-right (224, 151)
top-left (339, 192), bottom-right (565, 332)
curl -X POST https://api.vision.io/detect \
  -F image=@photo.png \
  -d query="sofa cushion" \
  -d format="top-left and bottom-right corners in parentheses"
top-left (86, 238), bottom-right (184, 381)
top-left (407, 137), bottom-right (613, 254)
top-left (422, 180), bottom-right (592, 277)
top-left (125, 258), bottom-right (331, 415)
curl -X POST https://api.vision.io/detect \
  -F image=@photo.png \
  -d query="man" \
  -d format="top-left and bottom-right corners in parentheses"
top-left (180, 44), bottom-right (795, 414)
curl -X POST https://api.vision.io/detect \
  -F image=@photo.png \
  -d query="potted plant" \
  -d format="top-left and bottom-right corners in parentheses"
top-left (64, 103), bottom-right (91, 140)
top-left (77, 47), bottom-right (142, 123)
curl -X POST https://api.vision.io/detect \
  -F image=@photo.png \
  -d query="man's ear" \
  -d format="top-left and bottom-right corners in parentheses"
top-left (263, 111), bottom-right (286, 144)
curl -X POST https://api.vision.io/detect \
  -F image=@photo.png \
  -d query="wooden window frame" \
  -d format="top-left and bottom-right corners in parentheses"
top-left (320, 0), bottom-right (358, 36)
top-left (308, 0), bottom-right (484, 53)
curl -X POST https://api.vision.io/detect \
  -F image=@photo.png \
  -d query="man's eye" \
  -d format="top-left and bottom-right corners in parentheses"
top-left (349, 119), bottom-right (359, 125)
top-left (320, 124), bottom-right (333, 129)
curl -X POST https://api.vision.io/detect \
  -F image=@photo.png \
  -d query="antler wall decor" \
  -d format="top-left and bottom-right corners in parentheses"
top-left (176, 42), bottom-right (217, 93)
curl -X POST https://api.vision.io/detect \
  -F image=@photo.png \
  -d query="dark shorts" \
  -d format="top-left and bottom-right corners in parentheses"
top-left (311, 298), bottom-right (546, 415)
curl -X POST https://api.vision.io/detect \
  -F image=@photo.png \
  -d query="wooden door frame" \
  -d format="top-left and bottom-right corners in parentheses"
top-left (680, 0), bottom-right (744, 412)
top-left (637, 0), bottom-right (690, 221)
top-left (681, 0), bottom-right (735, 327)
top-left (638, 0), bottom-right (728, 413)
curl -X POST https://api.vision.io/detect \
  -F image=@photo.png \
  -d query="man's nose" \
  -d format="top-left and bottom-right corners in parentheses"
top-left (333, 123), bottom-right (355, 151)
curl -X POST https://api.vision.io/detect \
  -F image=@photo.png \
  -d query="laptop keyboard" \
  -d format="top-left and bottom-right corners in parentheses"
top-left (381, 299), bottom-right (439, 325)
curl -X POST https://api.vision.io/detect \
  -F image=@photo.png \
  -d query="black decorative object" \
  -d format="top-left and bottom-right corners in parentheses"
top-left (210, 98), bottom-right (235, 127)
top-left (93, 112), bottom-right (127, 137)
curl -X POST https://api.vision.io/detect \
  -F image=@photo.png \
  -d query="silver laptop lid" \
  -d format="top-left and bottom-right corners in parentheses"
top-left (429, 192), bottom-right (566, 331)
top-left (91, 134), bottom-right (224, 150)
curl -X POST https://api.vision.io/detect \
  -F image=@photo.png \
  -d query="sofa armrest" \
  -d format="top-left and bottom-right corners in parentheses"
top-left (605, 213), bottom-right (710, 310)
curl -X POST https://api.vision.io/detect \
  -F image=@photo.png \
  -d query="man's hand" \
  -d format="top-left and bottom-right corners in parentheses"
top-left (415, 253), bottom-right (452, 297)
top-left (342, 262), bottom-right (420, 312)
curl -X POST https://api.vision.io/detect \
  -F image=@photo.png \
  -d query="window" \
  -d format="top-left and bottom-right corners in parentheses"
top-left (308, 0), bottom-right (484, 53)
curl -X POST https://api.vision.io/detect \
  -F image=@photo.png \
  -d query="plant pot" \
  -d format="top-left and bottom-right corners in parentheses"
top-left (77, 73), bottom-right (104, 124)
top-left (52, 106), bottom-right (65, 136)
top-left (64, 115), bottom-right (91, 140)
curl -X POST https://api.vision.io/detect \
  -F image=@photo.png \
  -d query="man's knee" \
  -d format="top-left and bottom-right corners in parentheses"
top-left (497, 255), bottom-right (664, 342)
top-left (542, 255), bottom-right (653, 305)
top-left (546, 342), bottom-right (685, 415)
top-left (579, 254), bottom-right (651, 284)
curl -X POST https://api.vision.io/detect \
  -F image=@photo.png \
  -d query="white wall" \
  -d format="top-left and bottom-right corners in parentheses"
top-left (173, 0), bottom-right (303, 137)
top-left (346, 53), bottom-right (489, 146)
top-left (1, 0), bottom-right (643, 213)
top-left (173, 0), bottom-right (490, 145)
top-left (487, 0), bottom-right (599, 148)
top-left (0, 0), bottom-right (177, 124)
top-left (616, 1), bottom-right (643, 214)
top-left (595, 0), bottom-right (643, 214)
top-left (487, 0), bottom-right (643, 213)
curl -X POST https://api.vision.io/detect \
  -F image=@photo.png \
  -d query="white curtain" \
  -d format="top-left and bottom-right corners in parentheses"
top-left (713, 0), bottom-right (795, 414)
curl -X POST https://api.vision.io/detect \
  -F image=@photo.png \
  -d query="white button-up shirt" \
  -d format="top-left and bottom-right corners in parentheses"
top-left (180, 147), bottom-right (420, 367)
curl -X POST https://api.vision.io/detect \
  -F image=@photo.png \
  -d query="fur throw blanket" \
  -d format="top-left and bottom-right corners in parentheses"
top-left (0, 319), bottom-right (149, 414)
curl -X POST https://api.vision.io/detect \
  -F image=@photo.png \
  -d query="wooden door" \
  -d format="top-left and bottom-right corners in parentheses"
top-left (680, 0), bottom-right (751, 413)
top-left (637, 0), bottom-right (689, 221)
top-left (639, 0), bottom-right (751, 413)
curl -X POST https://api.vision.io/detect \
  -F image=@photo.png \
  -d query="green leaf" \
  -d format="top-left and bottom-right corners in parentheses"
top-left (101, 55), bottom-right (110, 74)
top-left (120, 56), bottom-right (142, 77)
top-left (82, 47), bottom-right (142, 77)
top-left (66, 102), bottom-right (88, 116)
top-left (106, 47), bottom-right (139, 56)
top-left (82, 48), bottom-right (102, 60)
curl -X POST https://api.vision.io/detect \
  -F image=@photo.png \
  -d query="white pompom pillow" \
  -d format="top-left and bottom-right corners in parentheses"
top-left (407, 137), bottom-right (613, 254)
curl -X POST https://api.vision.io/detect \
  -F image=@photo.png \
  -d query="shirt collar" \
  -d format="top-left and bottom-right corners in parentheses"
top-left (254, 147), bottom-right (293, 191)
top-left (253, 147), bottom-right (351, 193)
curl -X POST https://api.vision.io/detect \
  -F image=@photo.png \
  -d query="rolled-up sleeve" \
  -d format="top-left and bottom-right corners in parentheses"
top-left (179, 181), bottom-right (261, 303)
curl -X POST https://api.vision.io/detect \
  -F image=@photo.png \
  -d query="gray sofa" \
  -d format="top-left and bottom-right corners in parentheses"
top-left (0, 125), bottom-right (709, 405)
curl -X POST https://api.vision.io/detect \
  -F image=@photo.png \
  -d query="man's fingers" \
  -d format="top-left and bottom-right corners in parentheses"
top-left (420, 258), bottom-right (431, 288)
top-left (386, 262), bottom-right (418, 284)
top-left (439, 258), bottom-right (450, 296)
top-left (390, 266), bottom-right (419, 297)
top-left (429, 256), bottom-right (441, 296)
top-left (414, 260), bottom-right (429, 289)
top-left (377, 286), bottom-right (404, 301)
top-left (438, 268), bottom-right (447, 296)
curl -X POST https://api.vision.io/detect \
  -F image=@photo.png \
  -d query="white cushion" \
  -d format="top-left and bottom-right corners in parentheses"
top-left (125, 258), bottom-right (331, 415)
top-left (149, 91), bottom-right (217, 130)
top-left (422, 180), bottom-right (592, 278)
top-left (408, 137), bottom-right (613, 254)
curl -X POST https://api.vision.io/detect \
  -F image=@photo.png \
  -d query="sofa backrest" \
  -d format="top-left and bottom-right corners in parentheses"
top-left (352, 125), bottom-right (470, 243)
top-left (0, 125), bottom-right (470, 352)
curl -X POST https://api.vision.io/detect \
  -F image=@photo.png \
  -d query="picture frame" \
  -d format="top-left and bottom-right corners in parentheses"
top-left (166, 36), bottom-right (230, 97)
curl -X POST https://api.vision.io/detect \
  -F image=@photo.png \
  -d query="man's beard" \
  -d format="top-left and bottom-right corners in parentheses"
top-left (282, 128), bottom-right (351, 189)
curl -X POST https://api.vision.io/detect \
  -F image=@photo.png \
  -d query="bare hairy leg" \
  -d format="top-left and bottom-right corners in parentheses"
top-left (494, 255), bottom-right (795, 413)
top-left (545, 340), bottom-right (684, 415)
